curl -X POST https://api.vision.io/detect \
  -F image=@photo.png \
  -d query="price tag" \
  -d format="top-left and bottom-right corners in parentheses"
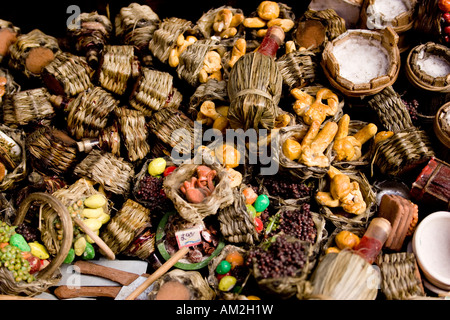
top-left (175, 225), bottom-right (203, 248)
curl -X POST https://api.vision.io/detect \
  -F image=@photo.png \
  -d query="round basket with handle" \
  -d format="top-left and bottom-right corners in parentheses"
top-left (0, 192), bottom-right (73, 297)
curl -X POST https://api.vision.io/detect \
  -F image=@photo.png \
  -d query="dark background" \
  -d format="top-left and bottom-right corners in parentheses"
top-left (1, 0), bottom-right (312, 38)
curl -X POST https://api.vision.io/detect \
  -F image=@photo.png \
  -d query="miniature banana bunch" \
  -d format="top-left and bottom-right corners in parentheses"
top-left (196, 100), bottom-right (230, 134)
top-left (213, 8), bottom-right (244, 39)
top-left (168, 33), bottom-right (198, 68)
top-left (291, 87), bottom-right (340, 125)
top-left (243, 1), bottom-right (295, 37)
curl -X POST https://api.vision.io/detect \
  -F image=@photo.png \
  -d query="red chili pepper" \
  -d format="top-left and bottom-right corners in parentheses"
top-left (163, 166), bottom-right (177, 177)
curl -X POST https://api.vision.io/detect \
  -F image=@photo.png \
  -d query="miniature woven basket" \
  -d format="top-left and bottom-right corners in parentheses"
top-left (371, 127), bottom-right (435, 177)
top-left (376, 252), bottom-right (425, 300)
top-left (316, 169), bottom-right (377, 228)
top-left (434, 102), bottom-right (450, 148)
top-left (207, 245), bottom-right (250, 300)
top-left (101, 199), bottom-right (151, 255)
top-left (149, 17), bottom-right (195, 65)
top-left (8, 29), bottom-right (60, 79)
top-left (319, 225), bottom-right (366, 261)
top-left (67, 11), bottom-right (113, 69)
top-left (0, 124), bottom-right (27, 192)
top-left (188, 79), bottom-right (229, 120)
top-left (129, 67), bottom-right (183, 116)
top-left (3, 87), bottom-right (54, 128)
top-left (321, 27), bottom-right (400, 97)
top-left (367, 86), bottom-right (414, 132)
top-left (405, 42), bottom-right (450, 93)
top-left (196, 6), bottom-right (245, 42)
top-left (42, 51), bottom-right (93, 97)
top-left (98, 45), bottom-right (137, 96)
top-left (217, 185), bottom-right (259, 245)
top-left (114, 107), bottom-right (150, 162)
top-left (293, 8), bottom-right (347, 53)
top-left (26, 126), bottom-right (79, 177)
top-left (360, 0), bottom-right (418, 52)
top-left (147, 107), bottom-right (195, 157)
top-left (148, 268), bottom-right (215, 300)
top-left (65, 86), bottom-right (119, 140)
top-left (276, 49), bottom-right (318, 90)
top-left (177, 38), bottom-right (225, 87)
top-left (0, 19), bottom-right (20, 63)
top-left (74, 149), bottom-right (134, 196)
top-left (0, 193), bottom-right (73, 297)
top-left (40, 178), bottom-right (114, 259)
top-left (163, 159), bottom-right (234, 223)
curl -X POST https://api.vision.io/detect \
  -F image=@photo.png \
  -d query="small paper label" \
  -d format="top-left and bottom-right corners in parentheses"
top-left (175, 226), bottom-right (202, 248)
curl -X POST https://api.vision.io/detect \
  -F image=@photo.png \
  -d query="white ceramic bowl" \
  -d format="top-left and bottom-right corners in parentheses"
top-left (412, 211), bottom-right (450, 291)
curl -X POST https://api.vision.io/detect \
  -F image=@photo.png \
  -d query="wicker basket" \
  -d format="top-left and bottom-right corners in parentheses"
top-left (98, 45), bottom-right (138, 96)
top-left (434, 102), bottom-right (450, 149)
top-left (217, 185), bottom-right (259, 245)
top-left (149, 17), bottom-right (196, 65)
top-left (316, 169), bottom-right (377, 228)
top-left (101, 199), bottom-right (151, 256)
top-left (0, 124), bottom-right (27, 191)
top-left (0, 19), bottom-right (20, 63)
top-left (367, 86), bottom-right (414, 132)
top-left (115, 2), bottom-right (160, 65)
top-left (188, 79), bottom-right (229, 120)
top-left (115, 107), bottom-right (150, 162)
top-left (360, 0), bottom-right (418, 52)
top-left (42, 51), bottom-right (93, 97)
top-left (163, 160), bottom-right (234, 223)
top-left (65, 86), bottom-right (119, 140)
top-left (8, 29), bottom-right (60, 79)
top-left (3, 87), bottom-right (54, 127)
top-left (321, 27), bottom-right (400, 97)
top-left (40, 178), bottom-right (114, 259)
top-left (207, 245), bottom-right (250, 300)
top-left (0, 193), bottom-right (73, 297)
top-left (405, 42), bottom-right (450, 93)
top-left (128, 67), bottom-right (183, 116)
top-left (276, 49), bottom-right (318, 90)
top-left (67, 11), bottom-right (113, 68)
top-left (74, 149), bottom-right (134, 196)
top-left (196, 6), bottom-right (245, 42)
top-left (26, 126), bottom-right (79, 177)
top-left (376, 252), bottom-right (425, 300)
top-left (371, 127), bottom-right (435, 177)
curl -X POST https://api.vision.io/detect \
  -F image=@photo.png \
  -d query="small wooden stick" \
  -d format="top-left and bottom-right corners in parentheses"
top-left (73, 217), bottom-right (115, 260)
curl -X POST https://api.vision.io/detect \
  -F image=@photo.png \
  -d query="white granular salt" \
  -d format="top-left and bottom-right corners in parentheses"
top-left (417, 52), bottom-right (450, 78)
top-left (332, 37), bottom-right (390, 84)
top-left (366, 0), bottom-right (410, 29)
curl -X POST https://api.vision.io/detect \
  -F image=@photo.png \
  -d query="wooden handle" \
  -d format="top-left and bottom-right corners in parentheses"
top-left (54, 285), bottom-right (121, 299)
top-left (74, 217), bottom-right (115, 260)
top-left (74, 260), bottom-right (140, 286)
top-left (124, 246), bottom-right (190, 300)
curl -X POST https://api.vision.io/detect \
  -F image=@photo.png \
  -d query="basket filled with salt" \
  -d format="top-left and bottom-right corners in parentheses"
top-left (321, 27), bottom-right (400, 97)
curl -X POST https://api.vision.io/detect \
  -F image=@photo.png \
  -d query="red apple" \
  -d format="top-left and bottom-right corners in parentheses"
top-left (444, 25), bottom-right (450, 35)
top-left (443, 12), bottom-right (450, 23)
top-left (26, 254), bottom-right (41, 274)
top-left (163, 166), bottom-right (177, 177)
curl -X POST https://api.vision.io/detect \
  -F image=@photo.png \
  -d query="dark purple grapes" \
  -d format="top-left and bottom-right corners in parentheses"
top-left (15, 223), bottom-right (39, 242)
top-left (402, 98), bottom-right (419, 124)
top-left (135, 174), bottom-right (173, 213)
top-left (262, 176), bottom-right (311, 200)
top-left (270, 203), bottom-right (316, 243)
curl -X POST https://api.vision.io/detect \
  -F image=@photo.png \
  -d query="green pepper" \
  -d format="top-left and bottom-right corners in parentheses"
top-left (82, 242), bottom-right (95, 260)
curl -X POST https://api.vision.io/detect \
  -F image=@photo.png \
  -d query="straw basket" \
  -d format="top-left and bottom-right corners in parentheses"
top-left (26, 126), bottom-right (79, 177)
top-left (101, 199), bottom-right (151, 255)
top-left (0, 19), bottom-right (20, 63)
top-left (376, 252), bottom-right (425, 300)
top-left (188, 79), bottom-right (229, 120)
top-left (115, 2), bottom-right (160, 65)
top-left (149, 17), bottom-right (195, 65)
top-left (276, 49), bottom-right (318, 90)
top-left (8, 29), bottom-right (60, 79)
top-left (148, 268), bottom-right (215, 300)
top-left (217, 185), bottom-right (259, 245)
top-left (316, 169), bottom-right (376, 228)
top-left (177, 39), bottom-right (225, 87)
top-left (367, 86), bottom-right (414, 132)
top-left (163, 160), bottom-right (234, 223)
top-left (74, 149), bottom-right (134, 196)
top-left (434, 102), bottom-right (450, 149)
top-left (147, 107), bottom-right (195, 157)
top-left (40, 178), bottom-right (115, 259)
top-left (321, 27), bottom-right (400, 97)
top-left (3, 88), bottom-right (54, 127)
top-left (42, 51), bottom-right (93, 97)
top-left (405, 42), bottom-right (450, 93)
top-left (293, 8), bottom-right (347, 53)
top-left (98, 45), bottom-right (138, 96)
top-left (0, 193), bottom-right (73, 297)
top-left (0, 124), bottom-right (27, 192)
top-left (114, 107), bottom-right (150, 162)
top-left (371, 127), bottom-right (435, 177)
top-left (319, 225), bottom-right (366, 261)
top-left (207, 245), bottom-right (250, 300)
top-left (196, 6), bottom-right (245, 42)
top-left (128, 67), bottom-right (183, 116)
top-left (360, 0), bottom-right (418, 53)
